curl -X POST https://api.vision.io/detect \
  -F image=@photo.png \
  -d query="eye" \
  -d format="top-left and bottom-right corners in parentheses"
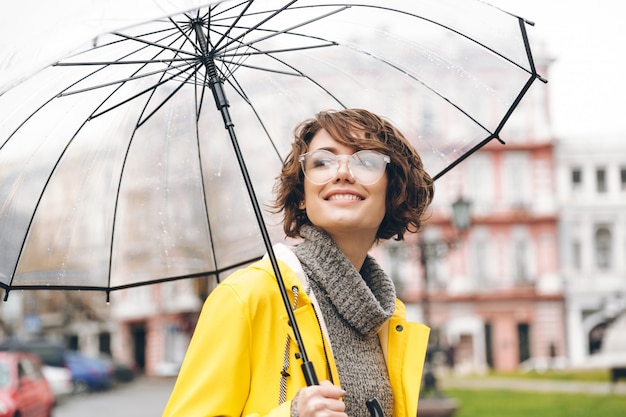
top-left (353, 151), bottom-right (382, 169)
top-left (310, 151), bottom-right (336, 168)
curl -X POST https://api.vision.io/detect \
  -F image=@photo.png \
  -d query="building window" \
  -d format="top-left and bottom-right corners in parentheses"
top-left (596, 168), bottom-right (607, 193)
top-left (518, 323), bottom-right (531, 363)
top-left (572, 240), bottom-right (581, 270)
top-left (504, 152), bottom-right (530, 207)
top-left (595, 226), bottom-right (612, 269)
top-left (471, 232), bottom-right (492, 288)
top-left (513, 239), bottom-right (528, 283)
top-left (571, 168), bottom-right (582, 191)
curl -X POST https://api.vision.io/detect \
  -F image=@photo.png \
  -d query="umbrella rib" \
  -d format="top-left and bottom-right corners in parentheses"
top-left (0, 257), bottom-right (263, 293)
top-left (191, 71), bottom-right (221, 280)
top-left (215, 41), bottom-right (348, 109)
top-left (219, 5), bottom-right (348, 56)
top-left (58, 61), bottom-right (194, 96)
top-left (56, 58), bottom-right (191, 66)
top-left (89, 63), bottom-right (198, 120)
top-left (111, 31), bottom-right (201, 60)
top-left (354, 3), bottom-right (535, 74)
top-left (218, 70), bottom-right (284, 163)
top-left (58, 22), bottom-right (201, 97)
top-left (230, 3), bottom-right (536, 76)
top-left (207, 0), bottom-right (255, 52)
top-left (211, 0), bottom-right (300, 53)
top-left (222, 43), bottom-right (336, 58)
top-left (2, 45), bottom-right (166, 285)
top-left (343, 42), bottom-right (492, 134)
top-left (136, 68), bottom-right (199, 128)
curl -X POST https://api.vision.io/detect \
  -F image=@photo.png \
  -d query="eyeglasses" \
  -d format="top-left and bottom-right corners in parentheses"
top-left (298, 149), bottom-right (390, 185)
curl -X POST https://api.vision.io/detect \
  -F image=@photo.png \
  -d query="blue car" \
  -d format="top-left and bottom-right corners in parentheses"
top-left (64, 351), bottom-right (114, 393)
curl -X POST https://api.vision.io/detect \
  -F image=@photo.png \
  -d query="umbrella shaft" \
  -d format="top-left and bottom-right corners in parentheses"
top-left (210, 77), bottom-right (233, 129)
top-left (197, 40), bottom-right (318, 385)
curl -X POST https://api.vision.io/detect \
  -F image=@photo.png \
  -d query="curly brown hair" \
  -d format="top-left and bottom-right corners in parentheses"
top-left (273, 109), bottom-right (434, 241)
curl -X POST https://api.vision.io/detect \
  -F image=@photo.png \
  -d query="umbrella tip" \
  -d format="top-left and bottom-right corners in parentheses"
top-left (3, 290), bottom-right (9, 302)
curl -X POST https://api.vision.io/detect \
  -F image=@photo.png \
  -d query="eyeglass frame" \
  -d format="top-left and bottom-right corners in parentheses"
top-left (298, 149), bottom-right (391, 185)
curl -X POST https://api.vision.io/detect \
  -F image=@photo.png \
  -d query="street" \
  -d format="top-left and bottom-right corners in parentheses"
top-left (53, 376), bottom-right (176, 417)
top-left (51, 373), bottom-right (626, 417)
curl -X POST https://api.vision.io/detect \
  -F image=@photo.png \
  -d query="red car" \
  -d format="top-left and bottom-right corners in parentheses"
top-left (0, 352), bottom-right (54, 417)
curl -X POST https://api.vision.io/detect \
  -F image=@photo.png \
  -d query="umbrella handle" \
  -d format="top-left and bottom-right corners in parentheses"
top-left (299, 357), bottom-right (319, 386)
top-left (366, 398), bottom-right (385, 417)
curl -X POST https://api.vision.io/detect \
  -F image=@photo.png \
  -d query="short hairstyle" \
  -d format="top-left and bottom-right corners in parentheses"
top-left (273, 108), bottom-right (434, 241)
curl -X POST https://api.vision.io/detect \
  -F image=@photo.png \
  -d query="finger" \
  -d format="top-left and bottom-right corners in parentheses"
top-left (296, 389), bottom-right (346, 417)
top-left (317, 380), bottom-right (346, 400)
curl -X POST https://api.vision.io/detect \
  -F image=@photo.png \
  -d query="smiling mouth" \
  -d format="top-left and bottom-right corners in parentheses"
top-left (326, 194), bottom-right (363, 201)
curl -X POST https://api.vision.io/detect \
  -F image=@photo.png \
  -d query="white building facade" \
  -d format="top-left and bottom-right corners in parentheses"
top-left (556, 136), bottom-right (626, 366)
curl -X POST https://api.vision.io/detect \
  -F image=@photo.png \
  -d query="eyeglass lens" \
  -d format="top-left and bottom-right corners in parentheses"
top-left (300, 149), bottom-right (389, 185)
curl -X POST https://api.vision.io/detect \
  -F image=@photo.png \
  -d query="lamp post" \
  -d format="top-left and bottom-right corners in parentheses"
top-left (420, 197), bottom-right (472, 327)
top-left (418, 197), bottom-right (471, 417)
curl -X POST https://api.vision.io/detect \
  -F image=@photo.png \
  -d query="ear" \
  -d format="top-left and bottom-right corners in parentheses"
top-left (299, 201), bottom-right (306, 209)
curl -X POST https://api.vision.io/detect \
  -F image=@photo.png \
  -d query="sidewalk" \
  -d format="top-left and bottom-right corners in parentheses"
top-left (439, 375), bottom-right (626, 396)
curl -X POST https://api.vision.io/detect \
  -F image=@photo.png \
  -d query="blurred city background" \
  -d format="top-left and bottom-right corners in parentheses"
top-left (0, 1), bottom-right (625, 416)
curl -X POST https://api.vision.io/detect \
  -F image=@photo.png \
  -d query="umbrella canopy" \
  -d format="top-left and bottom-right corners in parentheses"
top-left (0, 0), bottom-right (544, 297)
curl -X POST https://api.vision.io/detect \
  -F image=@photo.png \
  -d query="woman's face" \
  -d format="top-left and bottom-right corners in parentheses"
top-left (302, 128), bottom-right (388, 241)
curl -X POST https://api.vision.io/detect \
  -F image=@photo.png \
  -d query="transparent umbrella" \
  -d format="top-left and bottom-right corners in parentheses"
top-left (0, 0), bottom-right (545, 296)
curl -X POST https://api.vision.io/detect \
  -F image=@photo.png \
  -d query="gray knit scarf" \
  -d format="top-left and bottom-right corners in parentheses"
top-left (293, 225), bottom-right (395, 417)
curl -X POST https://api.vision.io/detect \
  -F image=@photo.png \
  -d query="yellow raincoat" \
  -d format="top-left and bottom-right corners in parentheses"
top-left (163, 245), bottom-right (429, 417)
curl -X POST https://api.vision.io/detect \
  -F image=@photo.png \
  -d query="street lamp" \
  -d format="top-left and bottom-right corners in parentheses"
top-left (418, 197), bottom-right (471, 412)
top-left (451, 197), bottom-right (472, 234)
top-left (420, 197), bottom-right (471, 327)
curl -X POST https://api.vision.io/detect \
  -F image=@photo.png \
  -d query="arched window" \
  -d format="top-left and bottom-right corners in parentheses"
top-left (588, 322), bottom-right (607, 355)
top-left (595, 226), bottom-right (612, 269)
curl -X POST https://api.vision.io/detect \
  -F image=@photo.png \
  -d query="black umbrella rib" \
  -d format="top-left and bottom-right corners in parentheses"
top-left (3, 46), bottom-right (165, 284)
top-left (367, 3), bottom-right (535, 75)
top-left (222, 43), bottom-right (336, 58)
top-left (217, 69), bottom-right (284, 162)
top-left (56, 58), bottom-right (191, 66)
top-left (58, 62), bottom-right (194, 97)
top-left (112, 31), bottom-right (200, 59)
top-left (207, 0), bottom-right (255, 52)
top-left (432, 134), bottom-right (500, 181)
top-left (136, 68), bottom-right (199, 128)
top-left (0, 255), bottom-right (263, 293)
top-left (278, 3), bottom-right (536, 76)
top-left (343, 42), bottom-right (492, 135)
top-left (215, 40), bottom-right (347, 109)
top-left (190, 70), bottom-right (221, 281)
top-left (210, 0), bottom-right (299, 54)
top-left (168, 15), bottom-right (206, 57)
top-left (57, 22), bottom-right (198, 96)
top-left (219, 5), bottom-right (349, 56)
top-left (89, 63), bottom-right (198, 120)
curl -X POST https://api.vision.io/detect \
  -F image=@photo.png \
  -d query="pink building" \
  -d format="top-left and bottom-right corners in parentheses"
top-left (375, 48), bottom-right (562, 372)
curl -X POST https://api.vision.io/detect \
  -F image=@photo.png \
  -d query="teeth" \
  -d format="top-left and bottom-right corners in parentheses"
top-left (327, 194), bottom-right (361, 201)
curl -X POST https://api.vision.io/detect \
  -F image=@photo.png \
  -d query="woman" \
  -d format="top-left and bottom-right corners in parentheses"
top-left (162, 109), bottom-right (434, 417)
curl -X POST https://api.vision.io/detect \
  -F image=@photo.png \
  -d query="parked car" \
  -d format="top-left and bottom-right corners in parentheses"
top-left (0, 340), bottom-right (73, 400)
top-left (0, 351), bottom-right (55, 417)
top-left (64, 351), bottom-right (114, 393)
top-left (39, 365), bottom-right (73, 402)
top-left (97, 353), bottom-right (136, 383)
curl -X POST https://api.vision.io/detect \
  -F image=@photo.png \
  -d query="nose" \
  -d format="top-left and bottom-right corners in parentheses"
top-left (333, 158), bottom-right (355, 183)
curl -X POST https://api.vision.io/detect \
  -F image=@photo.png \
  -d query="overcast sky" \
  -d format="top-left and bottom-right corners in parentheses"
top-left (488, 0), bottom-right (626, 139)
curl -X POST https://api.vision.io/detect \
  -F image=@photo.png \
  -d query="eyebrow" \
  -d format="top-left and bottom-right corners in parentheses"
top-left (310, 146), bottom-right (360, 155)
